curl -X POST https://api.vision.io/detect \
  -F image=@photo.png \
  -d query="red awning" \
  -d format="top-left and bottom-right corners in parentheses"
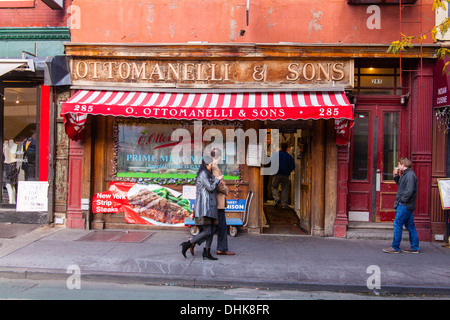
top-left (61, 90), bottom-right (354, 143)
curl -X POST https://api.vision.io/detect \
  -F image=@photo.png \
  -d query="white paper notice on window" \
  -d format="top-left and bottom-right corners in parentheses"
top-left (182, 185), bottom-right (197, 200)
top-left (247, 144), bottom-right (261, 167)
top-left (16, 181), bottom-right (49, 212)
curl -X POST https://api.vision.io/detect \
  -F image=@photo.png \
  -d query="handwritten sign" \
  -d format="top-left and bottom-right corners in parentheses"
top-left (437, 178), bottom-right (450, 210)
top-left (16, 181), bottom-right (49, 212)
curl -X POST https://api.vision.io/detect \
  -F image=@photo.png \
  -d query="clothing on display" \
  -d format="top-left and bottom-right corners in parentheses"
top-left (3, 140), bottom-right (18, 204)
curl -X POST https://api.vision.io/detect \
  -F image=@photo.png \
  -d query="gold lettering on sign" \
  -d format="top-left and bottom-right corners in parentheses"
top-left (302, 63), bottom-right (315, 81)
top-left (70, 59), bottom-right (351, 87)
top-left (286, 63), bottom-right (300, 81)
top-left (183, 63), bottom-right (195, 81)
top-left (89, 62), bottom-right (101, 79)
top-left (103, 62), bottom-right (116, 79)
top-left (75, 61), bottom-right (88, 78)
top-left (253, 65), bottom-right (267, 82)
top-left (167, 63), bottom-right (180, 80)
top-left (149, 64), bottom-right (164, 80)
top-left (211, 64), bottom-right (222, 81)
top-left (286, 62), bottom-right (347, 82)
top-left (119, 62), bottom-right (131, 79)
top-left (132, 62), bottom-right (148, 80)
top-left (317, 63), bottom-right (331, 81)
top-left (332, 63), bottom-right (345, 81)
top-left (223, 63), bottom-right (230, 81)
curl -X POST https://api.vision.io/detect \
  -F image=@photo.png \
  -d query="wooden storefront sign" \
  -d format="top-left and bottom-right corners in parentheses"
top-left (69, 58), bottom-right (354, 89)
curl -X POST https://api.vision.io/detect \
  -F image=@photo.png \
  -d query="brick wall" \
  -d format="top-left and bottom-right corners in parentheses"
top-left (0, 0), bottom-right (71, 27)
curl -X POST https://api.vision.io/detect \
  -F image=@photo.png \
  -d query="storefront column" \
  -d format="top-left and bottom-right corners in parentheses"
top-left (91, 116), bottom-right (107, 229)
top-left (411, 62), bottom-right (433, 242)
top-left (311, 119), bottom-right (325, 236)
top-left (334, 145), bottom-right (350, 238)
top-left (324, 120), bottom-right (337, 237)
top-left (66, 138), bottom-right (85, 229)
top-left (246, 120), bottom-right (261, 234)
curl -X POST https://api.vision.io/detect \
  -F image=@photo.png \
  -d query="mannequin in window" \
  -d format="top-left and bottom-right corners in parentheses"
top-left (3, 139), bottom-right (18, 204)
top-left (23, 130), bottom-right (36, 181)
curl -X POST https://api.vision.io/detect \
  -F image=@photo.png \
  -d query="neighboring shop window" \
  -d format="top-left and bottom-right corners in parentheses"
top-left (113, 119), bottom-right (242, 183)
top-left (351, 112), bottom-right (369, 180)
top-left (354, 67), bottom-right (401, 95)
top-left (1, 87), bottom-right (39, 205)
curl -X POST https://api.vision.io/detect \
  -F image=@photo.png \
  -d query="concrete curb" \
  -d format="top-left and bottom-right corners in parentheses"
top-left (0, 266), bottom-right (449, 296)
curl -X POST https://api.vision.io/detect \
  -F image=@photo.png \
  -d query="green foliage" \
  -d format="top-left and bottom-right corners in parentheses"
top-left (388, 0), bottom-right (450, 70)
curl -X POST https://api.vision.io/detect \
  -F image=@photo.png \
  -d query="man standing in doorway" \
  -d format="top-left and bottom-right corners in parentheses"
top-left (271, 142), bottom-right (295, 209)
top-left (383, 157), bottom-right (420, 254)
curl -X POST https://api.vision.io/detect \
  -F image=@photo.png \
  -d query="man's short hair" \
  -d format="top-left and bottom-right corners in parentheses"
top-left (398, 157), bottom-right (412, 168)
top-left (281, 142), bottom-right (288, 151)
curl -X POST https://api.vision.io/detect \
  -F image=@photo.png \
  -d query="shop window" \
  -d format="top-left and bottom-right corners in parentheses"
top-left (113, 119), bottom-right (243, 183)
top-left (354, 67), bottom-right (401, 95)
top-left (352, 112), bottom-right (369, 180)
top-left (383, 112), bottom-right (399, 181)
top-left (1, 87), bottom-right (39, 205)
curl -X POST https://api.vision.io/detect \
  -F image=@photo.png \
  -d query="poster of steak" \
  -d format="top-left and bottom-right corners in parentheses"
top-left (92, 182), bottom-right (192, 226)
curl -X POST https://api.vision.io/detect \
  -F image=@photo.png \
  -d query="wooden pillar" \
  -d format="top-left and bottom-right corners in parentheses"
top-left (334, 144), bottom-right (350, 238)
top-left (246, 120), bottom-right (261, 234)
top-left (91, 116), bottom-right (107, 229)
top-left (311, 119), bottom-right (325, 236)
top-left (66, 138), bottom-right (85, 229)
top-left (324, 120), bottom-right (337, 237)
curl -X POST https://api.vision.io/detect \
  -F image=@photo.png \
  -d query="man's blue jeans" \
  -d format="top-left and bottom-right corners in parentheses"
top-left (392, 204), bottom-right (420, 251)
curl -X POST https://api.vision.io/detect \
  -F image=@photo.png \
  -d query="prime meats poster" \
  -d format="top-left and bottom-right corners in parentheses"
top-left (93, 182), bottom-right (192, 226)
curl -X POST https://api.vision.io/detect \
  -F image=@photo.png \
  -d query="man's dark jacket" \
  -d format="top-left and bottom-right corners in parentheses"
top-left (272, 150), bottom-right (295, 176)
top-left (393, 167), bottom-right (417, 211)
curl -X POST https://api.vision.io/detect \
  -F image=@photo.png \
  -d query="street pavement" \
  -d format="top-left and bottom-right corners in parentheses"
top-left (0, 224), bottom-right (448, 295)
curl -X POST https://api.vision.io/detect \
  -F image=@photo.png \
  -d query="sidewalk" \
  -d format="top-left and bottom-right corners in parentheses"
top-left (0, 224), bottom-right (449, 295)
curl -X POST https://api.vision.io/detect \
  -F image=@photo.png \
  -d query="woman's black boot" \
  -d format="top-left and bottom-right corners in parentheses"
top-left (203, 248), bottom-right (218, 260)
top-left (180, 240), bottom-right (192, 258)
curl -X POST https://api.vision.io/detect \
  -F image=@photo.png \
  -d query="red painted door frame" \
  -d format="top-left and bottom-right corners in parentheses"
top-left (39, 85), bottom-right (50, 182)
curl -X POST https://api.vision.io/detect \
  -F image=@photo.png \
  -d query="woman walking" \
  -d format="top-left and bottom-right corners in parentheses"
top-left (180, 156), bottom-right (223, 260)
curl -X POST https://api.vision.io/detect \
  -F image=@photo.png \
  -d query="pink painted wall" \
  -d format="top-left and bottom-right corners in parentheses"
top-left (71, 0), bottom-right (434, 44)
top-left (0, 0), bottom-right (71, 27)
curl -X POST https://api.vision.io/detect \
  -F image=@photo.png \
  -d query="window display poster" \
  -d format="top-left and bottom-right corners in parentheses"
top-left (16, 181), bottom-right (49, 212)
top-left (437, 178), bottom-right (450, 210)
top-left (116, 122), bottom-right (239, 180)
top-left (92, 182), bottom-right (192, 227)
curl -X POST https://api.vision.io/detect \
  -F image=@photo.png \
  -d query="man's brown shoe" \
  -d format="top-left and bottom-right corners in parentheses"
top-left (216, 251), bottom-right (235, 255)
top-left (383, 247), bottom-right (401, 254)
top-left (402, 248), bottom-right (419, 254)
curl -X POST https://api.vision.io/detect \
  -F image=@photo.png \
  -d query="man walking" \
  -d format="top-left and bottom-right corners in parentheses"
top-left (271, 142), bottom-right (295, 209)
top-left (383, 157), bottom-right (420, 254)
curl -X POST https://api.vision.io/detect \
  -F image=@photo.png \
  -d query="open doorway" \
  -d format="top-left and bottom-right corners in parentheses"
top-left (262, 122), bottom-right (312, 235)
